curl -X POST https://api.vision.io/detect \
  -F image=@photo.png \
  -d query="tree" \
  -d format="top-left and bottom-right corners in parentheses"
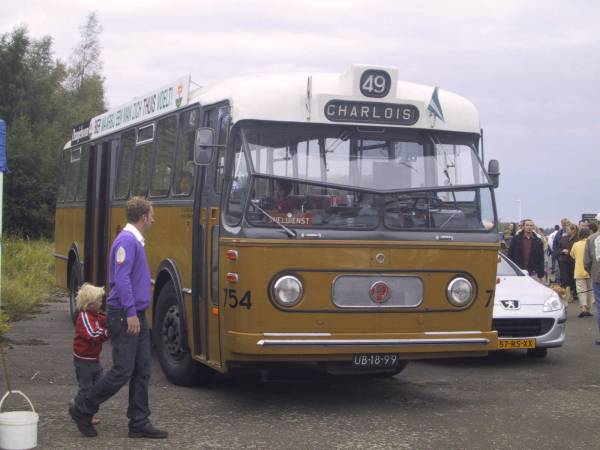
top-left (0, 14), bottom-right (106, 238)
top-left (67, 12), bottom-right (103, 90)
top-left (64, 12), bottom-right (106, 134)
top-left (0, 27), bottom-right (68, 237)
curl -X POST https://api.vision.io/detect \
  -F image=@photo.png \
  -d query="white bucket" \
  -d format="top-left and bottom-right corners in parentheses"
top-left (0, 391), bottom-right (38, 450)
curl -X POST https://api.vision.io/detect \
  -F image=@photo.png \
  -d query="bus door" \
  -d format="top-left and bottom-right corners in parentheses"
top-left (192, 104), bottom-right (230, 367)
top-left (82, 139), bottom-right (113, 287)
top-left (81, 142), bottom-right (95, 283)
top-left (93, 139), bottom-right (114, 287)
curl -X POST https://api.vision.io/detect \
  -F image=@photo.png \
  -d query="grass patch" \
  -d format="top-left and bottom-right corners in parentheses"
top-left (1, 237), bottom-right (55, 334)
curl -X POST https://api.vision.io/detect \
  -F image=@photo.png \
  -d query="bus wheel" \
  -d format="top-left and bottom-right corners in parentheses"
top-left (155, 281), bottom-right (214, 386)
top-left (68, 265), bottom-right (81, 324)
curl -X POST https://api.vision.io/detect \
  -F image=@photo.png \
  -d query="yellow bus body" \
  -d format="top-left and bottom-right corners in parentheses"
top-left (218, 238), bottom-right (498, 363)
top-left (56, 203), bottom-right (498, 372)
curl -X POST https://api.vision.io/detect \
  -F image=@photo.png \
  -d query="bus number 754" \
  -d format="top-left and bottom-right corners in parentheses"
top-left (223, 289), bottom-right (252, 309)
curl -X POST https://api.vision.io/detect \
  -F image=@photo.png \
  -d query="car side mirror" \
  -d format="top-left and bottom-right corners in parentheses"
top-left (488, 159), bottom-right (500, 188)
top-left (193, 128), bottom-right (216, 165)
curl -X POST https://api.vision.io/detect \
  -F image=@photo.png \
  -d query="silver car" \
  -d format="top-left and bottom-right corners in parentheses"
top-left (493, 254), bottom-right (566, 357)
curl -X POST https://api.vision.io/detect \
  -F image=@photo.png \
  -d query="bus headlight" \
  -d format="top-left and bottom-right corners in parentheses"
top-left (446, 277), bottom-right (474, 307)
top-left (272, 275), bottom-right (303, 307)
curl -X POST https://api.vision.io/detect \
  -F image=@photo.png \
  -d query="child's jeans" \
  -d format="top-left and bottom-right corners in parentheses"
top-left (73, 358), bottom-right (103, 404)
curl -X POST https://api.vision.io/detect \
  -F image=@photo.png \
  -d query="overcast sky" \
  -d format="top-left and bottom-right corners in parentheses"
top-left (2, 0), bottom-right (598, 227)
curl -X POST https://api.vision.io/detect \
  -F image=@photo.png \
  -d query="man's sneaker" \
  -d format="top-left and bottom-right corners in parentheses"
top-left (68, 405), bottom-right (97, 437)
top-left (128, 423), bottom-right (168, 439)
top-left (595, 338), bottom-right (600, 345)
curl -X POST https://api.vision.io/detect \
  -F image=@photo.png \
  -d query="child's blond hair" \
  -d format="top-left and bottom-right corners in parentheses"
top-left (76, 283), bottom-right (105, 311)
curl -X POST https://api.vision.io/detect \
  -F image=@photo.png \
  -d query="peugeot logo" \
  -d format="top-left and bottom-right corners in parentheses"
top-left (369, 281), bottom-right (391, 304)
top-left (500, 300), bottom-right (520, 310)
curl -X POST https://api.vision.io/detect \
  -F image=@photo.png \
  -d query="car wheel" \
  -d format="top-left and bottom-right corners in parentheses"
top-left (68, 264), bottom-right (81, 324)
top-left (154, 281), bottom-right (214, 386)
top-left (527, 348), bottom-right (548, 358)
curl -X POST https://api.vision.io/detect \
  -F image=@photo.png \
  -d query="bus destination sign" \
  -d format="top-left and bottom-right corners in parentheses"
top-left (71, 120), bottom-right (91, 145)
top-left (324, 100), bottom-right (419, 126)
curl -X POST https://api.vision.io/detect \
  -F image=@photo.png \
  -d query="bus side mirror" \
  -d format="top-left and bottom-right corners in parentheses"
top-left (488, 159), bottom-right (500, 188)
top-left (193, 128), bottom-right (215, 165)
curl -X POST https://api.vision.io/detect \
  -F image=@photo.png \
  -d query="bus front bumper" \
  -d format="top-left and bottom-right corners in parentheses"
top-left (226, 330), bottom-right (499, 360)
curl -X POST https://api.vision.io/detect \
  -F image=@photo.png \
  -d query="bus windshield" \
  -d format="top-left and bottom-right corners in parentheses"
top-left (226, 124), bottom-right (496, 231)
top-left (242, 124), bottom-right (489, 190)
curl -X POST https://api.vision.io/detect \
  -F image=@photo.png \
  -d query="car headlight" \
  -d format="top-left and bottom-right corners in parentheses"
top-left (272, 275), bottom-right (303, 307)
top-left (543, 292), bottom-right (562, 312)
top-left (446, 277), bottom-right (474, 307)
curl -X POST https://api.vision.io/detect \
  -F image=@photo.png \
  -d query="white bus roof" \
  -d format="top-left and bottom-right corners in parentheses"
top-left (65, 65), bottom-right (480, 149)
top-left (193, 64), bottom-right (480, 134)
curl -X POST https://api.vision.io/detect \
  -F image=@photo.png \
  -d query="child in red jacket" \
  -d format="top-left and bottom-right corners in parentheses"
top-left (72, 283), bottom-right (109, 424)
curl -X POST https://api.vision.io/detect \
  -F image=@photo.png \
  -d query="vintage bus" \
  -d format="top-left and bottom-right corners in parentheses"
top-left (54, 65), bottom-right (501, 385)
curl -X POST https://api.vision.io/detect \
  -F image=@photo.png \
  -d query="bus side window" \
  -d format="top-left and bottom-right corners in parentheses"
top-left (75, 144), bottom-right (90, 201)
top-left (150, 115), bottom-right (177, 198)
top-left (115, 130), bottom-right (135, 199)
top-left (225, 138), bottom-right (249, 225)
top-left (131, 124), bottom-right (155, 197)
top-left (65, 147), bottom-right (81, 202)
top-left (57, 150), bottom-right (69, 202)
top-left (173, 108), bottom-right (198, 196)
top-left (214, 109), bottom-right (230, 193)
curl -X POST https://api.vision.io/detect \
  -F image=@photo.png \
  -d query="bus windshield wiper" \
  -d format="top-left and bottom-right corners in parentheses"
top-left (250, 200), bottom-right (297, 238)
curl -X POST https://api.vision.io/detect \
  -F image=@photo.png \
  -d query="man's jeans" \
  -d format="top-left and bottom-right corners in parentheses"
top-left (594, 282), bottom-right (600, 332)
top-left (75, 307), bottom-right (151, 429)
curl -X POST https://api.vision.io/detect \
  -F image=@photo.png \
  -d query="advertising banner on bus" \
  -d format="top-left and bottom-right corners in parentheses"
top-left (83, 75), bottom-right (190, 141)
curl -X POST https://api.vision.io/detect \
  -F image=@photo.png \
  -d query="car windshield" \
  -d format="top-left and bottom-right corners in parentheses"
top-left (498, 256), bottom-right (522, 276)
top-left (242, 124), bottom-right (489, 191)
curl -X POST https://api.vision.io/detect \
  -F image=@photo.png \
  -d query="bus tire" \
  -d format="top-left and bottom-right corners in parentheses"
top-left (154, 281), bottom-right (214, 386)
top-left (68, 264), bottom-right (81, 324)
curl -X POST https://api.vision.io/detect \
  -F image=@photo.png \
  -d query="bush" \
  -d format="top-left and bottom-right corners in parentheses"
top-left (0, 237), bottom-right (54, 334)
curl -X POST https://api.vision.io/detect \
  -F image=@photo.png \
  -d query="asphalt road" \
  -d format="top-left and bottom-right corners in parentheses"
top-left (2, 295), bottom-right (600, 450)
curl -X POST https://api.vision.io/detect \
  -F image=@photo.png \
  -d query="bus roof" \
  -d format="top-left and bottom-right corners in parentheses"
top-left (64, 65), bottom-right (480, 149)
top-left (193, 64), bottom-right (480, 134)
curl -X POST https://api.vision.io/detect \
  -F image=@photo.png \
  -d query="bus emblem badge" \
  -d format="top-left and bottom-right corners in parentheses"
top-left (369, 281), bottom-right (390, 304)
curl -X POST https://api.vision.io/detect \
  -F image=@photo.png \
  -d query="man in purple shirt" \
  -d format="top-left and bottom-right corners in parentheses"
top-left (70, 197), bottom-right (167, 439)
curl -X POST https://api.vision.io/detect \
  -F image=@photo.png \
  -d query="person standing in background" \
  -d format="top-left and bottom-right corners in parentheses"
top-left (558, 223), bottom-right (578, 303)
top-left (547, 225), bottom-right (560, 281)
top-left (584, 213), bottom-right (600, 344)
top-left (571, 228), bottom-right (593, 317)
top-left (508, 219), bottom-right (545, 281)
